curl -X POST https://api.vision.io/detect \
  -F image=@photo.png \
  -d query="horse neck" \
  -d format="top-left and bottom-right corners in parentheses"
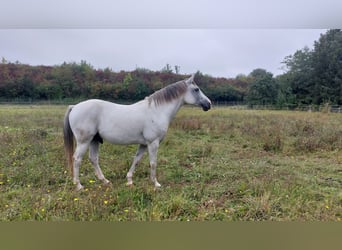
top-left (154, 97), bottom-right (184, 123)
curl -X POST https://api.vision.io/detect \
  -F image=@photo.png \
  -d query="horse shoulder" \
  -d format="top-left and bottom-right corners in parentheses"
top-left (142, 114), bottom-right (169, 143)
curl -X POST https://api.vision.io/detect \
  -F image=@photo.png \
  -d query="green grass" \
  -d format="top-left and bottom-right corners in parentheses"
top-left (0, 105), bottom-right (341, 221)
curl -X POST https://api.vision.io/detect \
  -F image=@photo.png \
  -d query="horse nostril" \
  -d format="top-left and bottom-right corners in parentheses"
top-left (201, 101), bottom-right (211, 111)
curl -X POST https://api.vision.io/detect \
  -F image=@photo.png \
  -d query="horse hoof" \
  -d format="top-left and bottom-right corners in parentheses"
top-left (103, 179), bottom-right (111, 186)
top-left (126, 181), bottom-right (133, 187)
top-left (75, 184), bottom-right (84, 192)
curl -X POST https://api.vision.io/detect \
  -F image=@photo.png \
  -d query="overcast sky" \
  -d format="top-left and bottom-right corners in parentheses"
top-left (1, 0), bottom-right (340, 78)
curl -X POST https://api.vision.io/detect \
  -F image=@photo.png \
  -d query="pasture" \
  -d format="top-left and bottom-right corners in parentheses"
top-left (0, 105), bottom-right (341, 221)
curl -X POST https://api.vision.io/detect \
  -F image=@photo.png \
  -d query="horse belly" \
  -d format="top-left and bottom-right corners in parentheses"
top-left (99, 124), bottom-right (147, 145)
top-left (103, 132), bottom-right (146, 145)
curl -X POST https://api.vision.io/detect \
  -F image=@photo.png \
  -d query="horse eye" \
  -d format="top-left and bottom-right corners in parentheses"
top-left (194, 88), bottom-right (200, 92)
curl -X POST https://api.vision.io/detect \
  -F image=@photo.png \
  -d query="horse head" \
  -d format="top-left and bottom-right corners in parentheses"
top-left (184, 74), bottom-right (212, 111)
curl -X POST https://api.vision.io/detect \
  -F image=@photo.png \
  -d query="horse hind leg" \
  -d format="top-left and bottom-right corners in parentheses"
top-left (89, 140), bottom-right (110, 185)
top-left (73, 142), bottom-right (89, 191)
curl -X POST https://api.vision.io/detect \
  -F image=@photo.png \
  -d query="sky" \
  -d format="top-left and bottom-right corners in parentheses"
top-left (0, 0), bottom-right (340, 78)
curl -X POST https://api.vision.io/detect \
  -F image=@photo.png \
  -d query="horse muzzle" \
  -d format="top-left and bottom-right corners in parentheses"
top-left (201, 100), bottom-right (211, 111)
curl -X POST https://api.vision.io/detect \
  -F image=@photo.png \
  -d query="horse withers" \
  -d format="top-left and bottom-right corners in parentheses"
top-left (63, 74), bottom-right (211, 191)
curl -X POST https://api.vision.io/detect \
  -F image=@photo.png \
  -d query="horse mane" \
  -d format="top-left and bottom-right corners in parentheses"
top-left (147, 80), bottom-right (188, 106)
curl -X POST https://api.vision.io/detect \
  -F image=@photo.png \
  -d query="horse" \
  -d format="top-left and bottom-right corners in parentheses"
top-left (63, 74), bottom-right (211, 191)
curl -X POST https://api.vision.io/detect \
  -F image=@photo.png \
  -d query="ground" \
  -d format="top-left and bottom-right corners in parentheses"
top-left (0, 105), bottom-right (341, 221)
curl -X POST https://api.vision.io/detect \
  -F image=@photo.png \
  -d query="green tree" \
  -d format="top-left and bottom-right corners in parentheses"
top-left (275, 74), bottom-right (296, 108)
top-left (311, 29), bottom-right (342, 104)
top-left (132, 80), bottom-right (150, 100)
top-left (246, 69), bottom-right (278, 105)
top-left (281, 46), bottom-right (314, 104)
top-left (281, 29), bottom-right (342, 105)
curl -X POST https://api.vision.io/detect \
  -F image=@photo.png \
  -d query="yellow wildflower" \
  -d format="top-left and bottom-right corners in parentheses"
top-left (74, 198), bottom-right (79, 201)
top-left (104, 200), bottom-right (108, 205)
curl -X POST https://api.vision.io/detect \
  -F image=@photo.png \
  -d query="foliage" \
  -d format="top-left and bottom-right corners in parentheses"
top-left (246, 69), bottom-right (278, 105)
top-left (0, 30), bottom-right (341, 106)
top-left (0, 62), bottom-right (247, 104)
top-left (280, 29), bottom-right (342, 105)
top-left (0, 105), bottom-right (341, 221)
top-left (311, 29), bottom-right (342, 104)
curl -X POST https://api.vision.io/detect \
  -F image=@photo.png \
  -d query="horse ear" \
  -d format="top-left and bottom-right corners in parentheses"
top-left (186, 74), bottom-right (195, 84)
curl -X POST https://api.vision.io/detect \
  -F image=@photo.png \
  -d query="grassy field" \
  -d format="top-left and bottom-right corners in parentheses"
top-left (0, 105), bottom-right (341, 221)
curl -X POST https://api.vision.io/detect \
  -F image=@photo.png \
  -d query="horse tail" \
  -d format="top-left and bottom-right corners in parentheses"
top-left (63, 105), bottom-right (74, 175)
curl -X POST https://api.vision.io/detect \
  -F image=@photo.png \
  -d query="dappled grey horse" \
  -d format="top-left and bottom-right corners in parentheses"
top-left (63, 74), bottom-right (211, 190)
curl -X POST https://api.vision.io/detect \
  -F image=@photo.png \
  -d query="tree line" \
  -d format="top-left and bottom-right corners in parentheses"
top-left (0, 61), bottom-right (248, 104)
top-left (0, 29), bottom-right (341, 106)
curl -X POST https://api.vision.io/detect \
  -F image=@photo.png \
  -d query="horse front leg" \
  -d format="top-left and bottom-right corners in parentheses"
top-left (148, 140), bottom-right (161, 188)
top-left (126, 144), bottom-right (147, 186)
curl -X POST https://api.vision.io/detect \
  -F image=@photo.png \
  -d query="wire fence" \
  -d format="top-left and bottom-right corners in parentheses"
top-left (0, 98), bottom-right (341, 113)
top-left (212, 102), bottom-right (342, 113)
